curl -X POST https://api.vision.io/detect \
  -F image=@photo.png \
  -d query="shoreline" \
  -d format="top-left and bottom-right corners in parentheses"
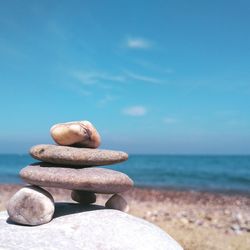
top-left (1, 183), bottom-right (250, 207)
top-left (135, 184), bottom-right (250, 198)
top-left (1, 184), bottom-right (250, 250)
top-left (2, 182), bottom-right (250, 197)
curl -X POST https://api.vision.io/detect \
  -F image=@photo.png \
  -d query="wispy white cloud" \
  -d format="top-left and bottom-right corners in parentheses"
top-left (123, 106), bottom-right (147, 116)
top-left (124, 70), bottom-right (163, 84)
top-left (71, 69), bottom-right (164, 86)
top-left (63, 81), bottom-right (93, 97)
top-left (163, 117), bottom-right (178, 124)
top-left (71, 70), bottom-right (125, 85)
top-left (126, 37), bottom-right (152, 49)
top-left (71, 71), bottom-right (96, 85)
top-left (98, 94), bottom-right (117, 106)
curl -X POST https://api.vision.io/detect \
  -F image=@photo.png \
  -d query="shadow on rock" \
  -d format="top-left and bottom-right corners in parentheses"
top-left (53, 202), bottom-right (106, 218)
top-left (6, 202), bottom-right (107, 225)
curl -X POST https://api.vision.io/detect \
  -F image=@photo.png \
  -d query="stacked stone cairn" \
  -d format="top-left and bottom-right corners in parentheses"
top-left (7, 121), bottom-right (133, 226)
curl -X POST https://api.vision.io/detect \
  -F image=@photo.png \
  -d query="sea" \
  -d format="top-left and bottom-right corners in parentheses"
top-left (0, 154), bottom-right (250, 195)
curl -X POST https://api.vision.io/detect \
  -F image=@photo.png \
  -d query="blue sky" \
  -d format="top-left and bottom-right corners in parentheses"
top-left (0, 0), bottom-right (250, 154)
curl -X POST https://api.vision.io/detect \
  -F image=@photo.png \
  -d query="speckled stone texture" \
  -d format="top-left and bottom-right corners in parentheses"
top-left (20, 163), bottom-right (134, 193)
top-left (7, 186), bottom-right (54, 226)
top-left (0, 204), bottom-right (183, 250)
top-left (30, 144), bottom-right (128, 166)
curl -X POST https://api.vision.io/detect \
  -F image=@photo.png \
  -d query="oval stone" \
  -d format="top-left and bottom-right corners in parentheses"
top-left (7, 186), bottom-right (55, 226)
top-left (20, 163), bottom-right (134, 194)
top-left (30, 144), bottom-right (128, 166)
top-left (50, 120), bottom-right (101, 148)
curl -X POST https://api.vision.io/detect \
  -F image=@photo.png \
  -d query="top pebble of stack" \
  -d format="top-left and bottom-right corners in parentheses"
top-left (50, 120), bottom-right (101, 148)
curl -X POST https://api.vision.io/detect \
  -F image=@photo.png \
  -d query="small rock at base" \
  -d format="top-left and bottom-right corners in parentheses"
top-left (50, 120), bottom-right (101, 148)
top-left (71, 190), bottom-right (96, 204)
top-left (7, 186), bottom-right (55, 226)
top-left (105, 194), bottom-right (129, 212)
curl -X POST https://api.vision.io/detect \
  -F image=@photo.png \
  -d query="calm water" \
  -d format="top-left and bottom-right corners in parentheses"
top-left (0, 154), bottom-right (250, 194)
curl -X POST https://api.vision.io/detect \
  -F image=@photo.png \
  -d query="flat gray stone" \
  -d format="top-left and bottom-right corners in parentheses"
top-left (30, 144), bottom-right (128, 166)
top-left (0, 204), bottom-right (183, 250)
top-left (20, 163), bottom-right (133, 194)
top-left (7, 186), bottom-right (54, 226)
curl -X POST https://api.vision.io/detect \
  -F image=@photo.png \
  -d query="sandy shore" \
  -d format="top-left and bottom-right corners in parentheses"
top-left (0, 184), bottom-right (250, 250)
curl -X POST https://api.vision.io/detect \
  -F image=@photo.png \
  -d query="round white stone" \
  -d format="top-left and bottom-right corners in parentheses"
top-left (7, 186), bottom-right (55, 226)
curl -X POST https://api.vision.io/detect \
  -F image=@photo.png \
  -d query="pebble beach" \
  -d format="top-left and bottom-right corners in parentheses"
top-left (1, 184), bottom-right (249, 250)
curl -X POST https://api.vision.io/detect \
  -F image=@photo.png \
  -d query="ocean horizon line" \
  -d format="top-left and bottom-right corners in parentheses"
top-left (1, 153), bottom-right (250, 157)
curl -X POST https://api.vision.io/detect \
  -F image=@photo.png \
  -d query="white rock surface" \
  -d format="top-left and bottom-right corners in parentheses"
top-left (105, 194), bottom-right (129, 212)
top-left (0, 203), bottom-right (183, 250)
top-left (7, 186), bottom-right (54, 226)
